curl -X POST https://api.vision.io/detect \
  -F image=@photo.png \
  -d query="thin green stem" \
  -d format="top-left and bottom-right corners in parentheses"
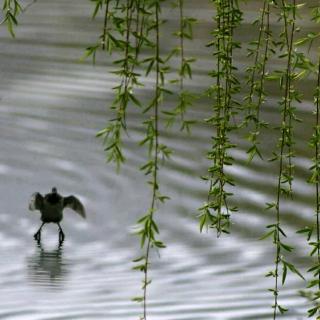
top-left (256, 1), bottom-right (270, 122)
top-left (179, 0), bottom-right (184, 91)
top-left (316, 54), bottom-right (320, 288)
top-left (142, 3), bottom-right (160, 319)
top-left (101, 0), bottom-right (110, 50)
top-left (281, 0), bottom-right (296, 196)
top-left (272, 1), bottom-right (296, 318)
top-left (135, 0), bottom-right (146, 61)
top-left (121, 0), bottom-right (135, 128)
top-left (247, 0), bottom-right (267, 109)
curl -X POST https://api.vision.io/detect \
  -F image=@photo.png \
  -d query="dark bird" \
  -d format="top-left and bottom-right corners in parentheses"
top-left (29, 187), bottom-right (86, 243)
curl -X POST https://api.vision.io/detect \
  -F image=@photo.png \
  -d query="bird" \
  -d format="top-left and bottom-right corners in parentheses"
top-left (29, 187), bottom-right (86, 243)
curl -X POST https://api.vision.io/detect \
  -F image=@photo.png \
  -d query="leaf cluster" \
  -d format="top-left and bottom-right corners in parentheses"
top-left (2, 0), bottom-right (21, 37)
top-left (198, 0), bottom-right (242, 237)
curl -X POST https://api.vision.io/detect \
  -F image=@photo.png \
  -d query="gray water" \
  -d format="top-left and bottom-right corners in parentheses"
top-left (0, 0), bottom-right (318, 319)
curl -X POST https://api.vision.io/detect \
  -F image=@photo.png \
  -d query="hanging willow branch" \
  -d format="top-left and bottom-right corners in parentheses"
top-left (306, 53), bottom-right (320, 319)
top-left (101, 0), bottom-right (110, 50)
top-left (304, 8), bottom-right (320, 315)
top-left (262, 1), bottom-right (306, 318)
top-left (163, 0), bottom-right (196, 132)
top-left (198, 0), bottom-right (242, 237)
top-left (133, 0), bottom-right (148, 61)
top-left (91, 0), bottom-right (148, 169)
top-left (96, 0), bottom-right (139, 168)
top-left (244, 0), bottom-right (273, 161)
top-left (133, 1), bottom-right (169, 319)
top-left (84, 0), bottom-right (112, 61)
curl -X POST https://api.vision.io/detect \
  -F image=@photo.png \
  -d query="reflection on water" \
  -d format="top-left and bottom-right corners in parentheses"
top-left (26, 242), bottom-right (68, 287)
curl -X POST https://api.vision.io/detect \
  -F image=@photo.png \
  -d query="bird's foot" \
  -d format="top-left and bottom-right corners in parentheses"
top-left (33, 231), bottom-right (41, 242)
top-left (59, 230), bottom-right (65, 243)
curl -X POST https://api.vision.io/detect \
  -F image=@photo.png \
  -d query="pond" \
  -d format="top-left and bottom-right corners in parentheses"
top-left (0, 0), bottom-right (318, 319)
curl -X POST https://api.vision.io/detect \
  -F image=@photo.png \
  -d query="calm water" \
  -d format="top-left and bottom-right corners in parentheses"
top-left (0, 0), bottom-right (318, 319)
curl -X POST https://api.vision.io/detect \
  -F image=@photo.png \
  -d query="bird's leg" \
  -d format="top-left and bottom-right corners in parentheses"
top-left (57, 223), bottom-right (65, 243)
top-left (34, 222), bottom-right (45, 242)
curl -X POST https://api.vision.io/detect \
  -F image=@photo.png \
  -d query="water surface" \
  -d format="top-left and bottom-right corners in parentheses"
top-left (0, 1), bottom-right (317, 319)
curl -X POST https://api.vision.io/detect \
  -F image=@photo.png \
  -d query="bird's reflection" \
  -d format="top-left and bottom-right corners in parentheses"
top-left (26, 241), bottom-right (69, 287)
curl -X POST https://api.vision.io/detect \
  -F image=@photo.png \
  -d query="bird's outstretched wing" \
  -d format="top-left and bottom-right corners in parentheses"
top-left (63, 195), bottom-right (86, 218)
top-left (29, 193), bottom-right (44, 211)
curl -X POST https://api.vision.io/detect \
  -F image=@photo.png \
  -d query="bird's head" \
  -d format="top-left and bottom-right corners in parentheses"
top-left (52, 187), bottom-right (57, 194)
